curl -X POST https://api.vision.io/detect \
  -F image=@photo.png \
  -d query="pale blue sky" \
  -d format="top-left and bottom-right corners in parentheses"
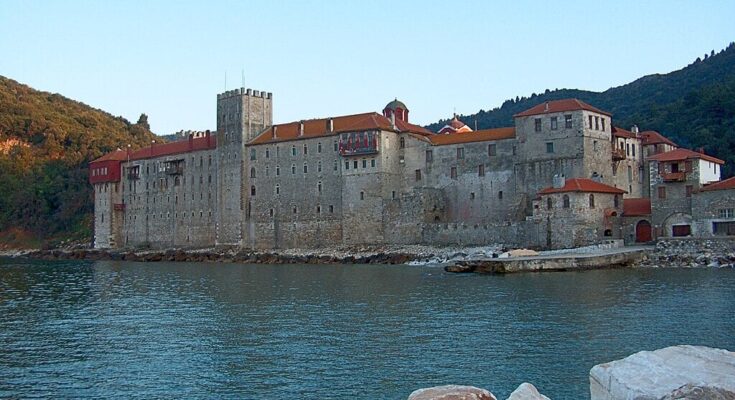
top-left (1, 0), bottom-right (734, 135)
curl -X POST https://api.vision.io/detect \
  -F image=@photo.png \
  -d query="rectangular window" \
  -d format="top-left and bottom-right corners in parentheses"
top-left (334, 141), bottom-right (338, 152)
top-left (546, 142), bottom-right (554, 153)
top-left (303, 144), bottom-right (308, 155)
top-left (550, 116), bottom-right (558, 130)
top-left (450, 166), bottom-right (457, 179)
top-left (415, 169), bottom-right (422, 181)
top-left (318, 142), bottom-right (322, 153)
top-left (628, 166), bottom-right (633, 182)
top-left (353, 160), bottom-right (358, 169)
top-left (362, 159), bottom-right (367, 168)
top-left (719, 208), bottom-right (734, 218)
top-left (626, 143), bottom-right (630, 156)
top-left (632, 145), bottom-right (636, 157)
top-left (601, 118), bottom-right (606, 132)
top-left (292, 146), bottom-right (297, 156)
top-left (360, 191), bottom-right (364, 200)
top-left (345, 161), bottom-right (349, 170)
top-left (595, 116), bottom-right (599, 130)
top-left (265, 148), bottom-right (270, 158)
top-left (371, 159), bottom-right (376, 167)
top-left (534, 118), bottom-right (541, 132)
top-left (488, 144), bottom-right (496, 156)
top-left (478, 164), bottom-right (485, 177)
top-left (329, 205), bottom-right (334, 213)
top-left (457, 148), bottom-right (464, 159)
top-left (426, 149), bottom-right (433, 162)
top-left (565, 114), bottom-right (573, 129)
top-left (658, 186), bottom-right (666, 199)
top-left (589, 115), bottom-right (593, 129)
top-left (250, 148), bottom-right (256, 160)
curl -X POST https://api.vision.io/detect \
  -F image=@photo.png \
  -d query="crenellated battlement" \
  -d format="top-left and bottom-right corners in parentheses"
top-left (217, 87), bottom-right (273, 100)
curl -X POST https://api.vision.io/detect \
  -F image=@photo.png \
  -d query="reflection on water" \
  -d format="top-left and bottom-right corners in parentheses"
top-left (1, 259), bottom-right (733, 399)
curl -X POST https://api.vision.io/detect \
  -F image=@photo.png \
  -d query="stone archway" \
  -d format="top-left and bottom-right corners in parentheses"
top-left (635, 220), bottom-right (652, 242)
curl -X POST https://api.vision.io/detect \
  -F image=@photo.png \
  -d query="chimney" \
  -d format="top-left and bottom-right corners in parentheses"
top-left (188, 133), bottom-right (193, 151)
top-left (299, 120), bottom-right (305, 137)
top-left (390, 112), bottom-right (396, 130)
top-left (631, 125), bottom-right (639, 134)
top-left (552, 174), bottom-right (565, 189)
top-left (590, 172), bottom-right (602, 183)
top-left (327, 117), bottom-right (334, 133)
top-left (273, 126), bottom-right (278, 139)
top-left (544, 101), bottom-right (549, 112)
top-left (205, 130), bottom-right (211, 147)
top-left (696, 147), bottom-right (705, 154)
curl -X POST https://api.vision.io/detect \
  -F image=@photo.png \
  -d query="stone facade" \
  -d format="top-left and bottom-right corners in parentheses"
top-left (90, 92), bottom-right (734, 251)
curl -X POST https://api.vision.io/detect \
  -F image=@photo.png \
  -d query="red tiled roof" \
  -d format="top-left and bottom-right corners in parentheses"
top-left (623, 198), bottom-right (651, 216)
top-left (647, 148), bottom-right (723, 164)
top-left (538, 178), bottom-right (626, 195)
top-left (92, 135), bottom-right (217, 164)
top-left (700, 176), bottom-right (735, 192)
top-left (640, 130), bottom-right (677, 147)
top-left (248, 112), bottom-right (432, 145)
top-left (514, 98), bottom-right (612, 118)
top-left (426, 127), bottom-right (515, 146)
top-left (612, 126), bottom-right (637, 139)
top-left (92, 149), bottom-right (129, 162)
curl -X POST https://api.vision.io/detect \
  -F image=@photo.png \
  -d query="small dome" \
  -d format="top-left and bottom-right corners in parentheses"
top-left (449, 115), bottom-right (467, 129)
top-left (384, 98), bottom-right (408, 111)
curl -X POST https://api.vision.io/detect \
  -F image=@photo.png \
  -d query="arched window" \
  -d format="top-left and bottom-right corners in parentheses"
top-left (250, 185), bottom-right (256, 196)
top-left (614, 194), bottom-right (620, 208)
top-left (589, 194), bottom-right (595, 208)
top-left (275, 184), bottom-right (280, 195)
top-left (250, 167), bottom-right (256, 178)
top-left (563, 194), bottom-right (570, 208)
top-left (399, 137), bottom-right (405, 149)
top-left (547, 197), bottom-right (553, 210)
top-left (318, 181), bottom-right (322, 193)
top-left (291, 164), bottom-right (296, 174)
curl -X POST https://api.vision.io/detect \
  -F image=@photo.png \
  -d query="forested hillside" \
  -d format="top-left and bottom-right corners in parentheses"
top-left (0, 76), bottom-right (158, 247)
top-left (428, 43), bottom-right (735, 175)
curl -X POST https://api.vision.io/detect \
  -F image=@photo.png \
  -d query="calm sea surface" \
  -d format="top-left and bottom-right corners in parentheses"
top-left (1, 259), bottom-right (733, 399)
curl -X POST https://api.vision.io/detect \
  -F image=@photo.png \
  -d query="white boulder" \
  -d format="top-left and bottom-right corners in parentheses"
top-left (590, 345), bottom-right (735, 400)
top-left (506, 383), bottom-right (550, 400)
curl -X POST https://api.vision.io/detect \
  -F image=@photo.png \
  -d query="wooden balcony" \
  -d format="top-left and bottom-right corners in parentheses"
top-left (113, 203), bottom-right (126, 211)
top-left (662, 171), bottom-right (686, 182)
top-left (612, 148), bottom-right (626, 161)
top-left (165, 164), bottom-right (184, 175)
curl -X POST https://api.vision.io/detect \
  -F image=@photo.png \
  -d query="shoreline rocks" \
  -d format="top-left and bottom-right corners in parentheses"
top-left (590, 345), bottom-right (735, 400)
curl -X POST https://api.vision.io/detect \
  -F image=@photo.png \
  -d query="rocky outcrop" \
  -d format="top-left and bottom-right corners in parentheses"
top-left (590, 345), bottom-right (735, 400)
top-left (407, 385), bottom-right (496, 400)
top-left (506, 383), bottom-right (550, 400)
top-left (635, 239), bottom-right (735, 268)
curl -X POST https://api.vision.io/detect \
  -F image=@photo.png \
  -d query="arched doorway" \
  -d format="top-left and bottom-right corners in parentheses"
top-left (635, 220), bottom-right (652, 243)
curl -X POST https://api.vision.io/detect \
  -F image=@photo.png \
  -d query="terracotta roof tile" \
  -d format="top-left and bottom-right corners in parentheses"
top-left (538, 178), bottom-right (626, 195)
top-left (92, 135), bottom-right (217, 164)
top-left (623, 198), bottom-right (652, 216)
top-left (647, 148), bottom-right (723, 164)
top-left (640, 130), bottom-right (677, 147)
top-left (700, 176), bottom-right (735, 192)
top-left (514, 98), bottom-right (612, 118)
top-left (92, 149), bottom-right (128, 162)
top-left (248, 112), bottom-right (431, 145)
top-left (426, 127), bottom-right (515, 146)
top-left (612, 126), bottom-right (637, 139)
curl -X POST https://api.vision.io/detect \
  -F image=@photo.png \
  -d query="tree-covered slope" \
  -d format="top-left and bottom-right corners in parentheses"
top-left (0, 76), bottom-right (158, 247)
top-left (427, 43), bottom-right (735, 175)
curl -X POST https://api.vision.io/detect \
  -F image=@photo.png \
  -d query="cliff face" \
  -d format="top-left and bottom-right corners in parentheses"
top-left (0, 76), bottom-right (158, 247)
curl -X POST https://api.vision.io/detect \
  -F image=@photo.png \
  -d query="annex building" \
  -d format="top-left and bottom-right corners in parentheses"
top-left (89, 88), bottom-right (735, 250)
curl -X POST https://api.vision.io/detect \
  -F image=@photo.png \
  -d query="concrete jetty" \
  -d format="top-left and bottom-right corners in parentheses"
top-left (445, 246), bottom-right (653, 274)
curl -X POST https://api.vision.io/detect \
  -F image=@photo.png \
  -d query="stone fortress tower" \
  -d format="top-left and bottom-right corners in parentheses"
top-left (215, 88), bottom-right (273, 246)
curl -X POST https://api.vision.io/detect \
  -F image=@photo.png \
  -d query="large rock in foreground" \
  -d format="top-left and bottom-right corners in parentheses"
top-left (590, 345), bottom-right (735, 400)
top-left (507, 383), bottom-right (550, 400)
top-left (408, 385), bottom-right (497, 400)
